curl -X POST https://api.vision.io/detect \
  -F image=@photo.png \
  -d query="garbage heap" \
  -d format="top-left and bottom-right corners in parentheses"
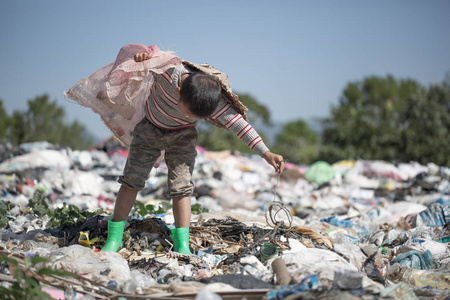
top-left (0, 141), bottom-right (449, 299)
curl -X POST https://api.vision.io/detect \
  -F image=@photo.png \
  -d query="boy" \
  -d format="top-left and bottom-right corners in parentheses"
top-left (67, 44), bottom-right (285, 254)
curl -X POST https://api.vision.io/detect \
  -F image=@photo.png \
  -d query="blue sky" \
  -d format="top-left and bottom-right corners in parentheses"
top-left (1, 1), bottom-right (449, 141)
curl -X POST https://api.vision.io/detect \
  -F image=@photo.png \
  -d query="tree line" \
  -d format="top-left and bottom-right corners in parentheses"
top-left (1, 73), bottom-right (449, 166)
top-left (0, 95), bottom-right (92, 150)
top-left (200, 74), bottom-right (450, 166)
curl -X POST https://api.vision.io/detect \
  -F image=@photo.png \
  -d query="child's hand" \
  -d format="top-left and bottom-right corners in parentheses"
top-left (134, 52), bottom-right (153, 62)
top-left (262, 151), bottom-right (285, 173)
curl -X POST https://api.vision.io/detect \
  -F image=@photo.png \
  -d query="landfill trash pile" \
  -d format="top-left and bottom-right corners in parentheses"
top-left (0, 140), bottom-right (449, 299)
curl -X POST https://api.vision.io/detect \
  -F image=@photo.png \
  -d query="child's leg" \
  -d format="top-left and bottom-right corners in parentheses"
top-left (164, 127), bottom-right (198, 254)
top-left (103, 118), bottom-right (162, 252)
top-left (171, 197), bottom-right (192, 254)
top-left (112, 185), bottom-right (138, 221)
top-left (115, 117), bottom-right (163, 216)
top-left (164, 126), bottom-right (198, 228)
top-left (172, 197), bottom-right (192, 228)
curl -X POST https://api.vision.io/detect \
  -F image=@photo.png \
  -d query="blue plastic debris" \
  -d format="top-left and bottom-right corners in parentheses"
top-left (107, 280), bottom-right (118, 289)
top-left (418, 203), bottom-right (450, 227)
top-left (268, 274), bottom-right (319, 300)
top-left (391, 250), bottom-right (433, 269)
top-left (320, 216), bottom-right (354, 228)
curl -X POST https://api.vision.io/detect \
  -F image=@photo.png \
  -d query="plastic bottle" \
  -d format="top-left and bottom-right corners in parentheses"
top-left (260, 243), bottom-right (278, 262)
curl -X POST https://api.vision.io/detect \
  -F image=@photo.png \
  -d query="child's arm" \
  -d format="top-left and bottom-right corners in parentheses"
top-left (211, 102), bottom-right (285, 173)
top-left (262, 151), bottom-right (285, 173)
top-left (134, 52), bottom-right (153, 62)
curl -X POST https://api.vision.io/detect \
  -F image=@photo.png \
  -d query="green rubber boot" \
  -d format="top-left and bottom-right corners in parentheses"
top-left (101, 220), bottom-right (126, 252)
top-left (171, 227), bottom-right (192, 254)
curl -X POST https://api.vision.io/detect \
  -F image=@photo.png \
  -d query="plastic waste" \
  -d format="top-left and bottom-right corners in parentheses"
top-left (283, 247), bottom-right (358, 274)
top-left (1, 141), bottom-right (450, 297)
top-left (391, 250), bottom-right (433, 269)
top-left (332, 267), bottom-right (364, 290)
top-left (397, 162), bottom-right (428, 180)
top-left (199, 274), bottom-right (272, 290)
top-left (379, 282), bottom-right (418, 300)
top-left (320, 216), bottom-right (353, 228)
top-left (70, 150), bottom-right (93, 169)
top-left (107, 280), bottom-right (118, 289)
top-left (0, 149), bottom-right (71, 173)
top-left (78, 231), bottom-right (97, 248)
top-left (418, 203), bottom-right (450, 227)
top-left (240, 255), bottom-right (268, 273)
top-left (382, 229), bottom-right (401, 245)
top-left (333, 234), bottom-right (367, 270)
top-left (363, 160), bottom-right (409, 181)
top-left (260, 243), bottom-right (278, 262)
top-left (240, 255), bottom-right (271, 281)
top-left (399, 238), bottom-right (448, 261)
top-left (19, 141), bottom-right (55, 152)
top-left (364, 252), bottom-right (385, 284)
top-left (267, 274), bottom-right (319, 300)
top-left (63, 285), bottom-right (87, 300)
top-left (64, 170), bottom-right (105, 198)
top-left (387, 263), bottom-right (450, 290)
top-left (123, 269), bottom-right (157, 294)
top-left (54, 245), bottom-right (131, 281)
top-left (408, 227), bottom-right (439, 241)
top-left (284, 238), bottom-right (307, 253)
top-left (304, 161), bottom-right (335, 186)
top-left (195, 288), bottom-right (222, 300)
top-left (438, 234), bottom-right (450, 243)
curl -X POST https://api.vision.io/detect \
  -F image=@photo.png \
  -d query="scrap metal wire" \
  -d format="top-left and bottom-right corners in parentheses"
top-left (265, 161), bottom-right (293, 232)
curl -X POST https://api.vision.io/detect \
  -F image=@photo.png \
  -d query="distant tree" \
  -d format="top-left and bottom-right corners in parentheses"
top-left (5, 95), bottom-right (93, 149)
top-left (321, 75), bottom-right (450, 166)
top-left (9, 111), bottom-right (28, 146)
top-left (197, 93), bottom-right (271, 153)
top-left (0, 100), bottom-right (9, 143)
top-left (400, 82), bottom-right (450, 165)
top-left (60, 119), bottom-right (93, 150)
top-left (26, 95), bottom-right (67, 143)
top-left (272, 119), bottom-right (320, 164)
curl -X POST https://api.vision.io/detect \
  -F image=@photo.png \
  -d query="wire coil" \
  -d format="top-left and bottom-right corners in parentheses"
top-left (265, 162), bottom-right (293, 231)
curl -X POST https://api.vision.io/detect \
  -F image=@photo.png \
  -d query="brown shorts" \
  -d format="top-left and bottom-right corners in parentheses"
top-left (118, 117), bottom-right (197, 199)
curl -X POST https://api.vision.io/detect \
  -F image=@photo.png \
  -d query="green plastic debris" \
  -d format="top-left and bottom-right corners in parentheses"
top-left (304, 161), bottom-right (335, 186)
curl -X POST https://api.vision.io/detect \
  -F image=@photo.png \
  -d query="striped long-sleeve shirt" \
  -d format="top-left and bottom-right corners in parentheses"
top-left (144, 64), bottom-right (269, 156)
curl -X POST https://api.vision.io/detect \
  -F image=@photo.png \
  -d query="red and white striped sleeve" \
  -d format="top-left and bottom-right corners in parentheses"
top-left (211, 101), bottom-right (269, 156)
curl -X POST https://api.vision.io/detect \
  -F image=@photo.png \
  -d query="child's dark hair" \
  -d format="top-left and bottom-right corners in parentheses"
top-left (179, 73), bottom-right (221, 118)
